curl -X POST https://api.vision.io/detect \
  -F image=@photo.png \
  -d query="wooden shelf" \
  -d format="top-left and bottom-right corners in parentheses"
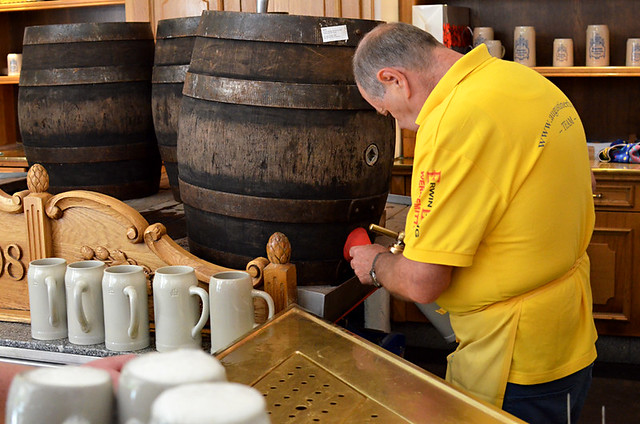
top-left (0, 76), bottom-right (19, 85)
top-left (0, 0), bottom-right (124, 13)
top-left (534, 66), bottom-right (640, 77)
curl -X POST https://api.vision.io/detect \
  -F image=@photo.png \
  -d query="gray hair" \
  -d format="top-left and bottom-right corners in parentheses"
top-left (353, 22), bottom-right (441, 99)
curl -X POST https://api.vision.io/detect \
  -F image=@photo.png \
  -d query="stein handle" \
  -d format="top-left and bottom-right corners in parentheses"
top-left (189, 286), bottom-right (209, 339)
top-left (73, 280), bottom-right (90, 333)
top-left (45, 276), bottom-right (59, 327)
top-left (251, 289), bottom-right (275, 327)
top-left (124, 286), bottom-right (139, 339)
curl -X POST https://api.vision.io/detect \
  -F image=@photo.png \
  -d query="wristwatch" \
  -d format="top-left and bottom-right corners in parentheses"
top-left (369, 252), bottom-right (387, 288)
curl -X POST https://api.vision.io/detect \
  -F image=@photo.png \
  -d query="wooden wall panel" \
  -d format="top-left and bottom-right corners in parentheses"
top-left (130, 0), bottom-right (378, 28)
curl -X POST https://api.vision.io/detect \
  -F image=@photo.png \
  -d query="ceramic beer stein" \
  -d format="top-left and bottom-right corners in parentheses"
top-left (209, 271), bottom-right (275, 353)
top-left (27, 257), bottom-right (68, 340)
top-left (5, 366), bottom-right (113, 424)
top-left (118, 349), bottom-right (227, 424)
top-left (514, 26), bottom-right (536, 66)
top-left (150, 382), bottom-right (270, 424)
top-left (65, 259), bottom-right (106, 345)
top-left (152, 265), bottom-right (209, 352)
top-left (102, 264), bottom-right (150, 351)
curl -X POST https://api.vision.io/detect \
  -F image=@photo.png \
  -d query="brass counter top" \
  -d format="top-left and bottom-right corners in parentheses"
top-left (217, 306), bottom-right (524, 423)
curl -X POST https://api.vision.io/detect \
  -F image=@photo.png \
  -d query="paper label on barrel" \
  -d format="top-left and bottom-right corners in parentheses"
top-left (321, 25), bottom-right (349, 43)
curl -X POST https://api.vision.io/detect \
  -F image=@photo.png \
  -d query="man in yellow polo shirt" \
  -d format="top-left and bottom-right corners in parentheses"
top-left (349, 22), bottom-right (597, 424)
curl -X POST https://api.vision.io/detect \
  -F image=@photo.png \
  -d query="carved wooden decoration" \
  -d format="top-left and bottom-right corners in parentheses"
top-left (264, 232), bottom-right (298, 314)
top-left (0, 165), bottom-right (283, 324)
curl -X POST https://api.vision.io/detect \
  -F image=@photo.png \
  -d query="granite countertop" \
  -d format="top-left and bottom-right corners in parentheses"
top-left (0, 321), bottom-right (213, 366)
top-left (0, 321), bottom-right (153, 365)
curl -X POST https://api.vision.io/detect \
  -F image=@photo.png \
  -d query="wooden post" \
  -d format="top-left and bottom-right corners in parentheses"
top-left (22, 164), bottom-right (53, 261)
top-left (263, 232), bottom-right (297, 314)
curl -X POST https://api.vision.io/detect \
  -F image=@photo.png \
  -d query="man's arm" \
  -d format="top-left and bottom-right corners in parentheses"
top-left (349, 243), bottom-right (452, 303)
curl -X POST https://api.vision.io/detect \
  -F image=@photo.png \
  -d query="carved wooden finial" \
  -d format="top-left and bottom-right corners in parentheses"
top-left (266, 232), bottom-right (291, 265)
top-left (263, 232), bottom-right (297, 315)
top-left (27, 164), bottom-right (49, 193)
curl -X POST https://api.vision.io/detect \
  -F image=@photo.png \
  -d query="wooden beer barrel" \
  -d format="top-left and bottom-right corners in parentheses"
top-left (152, 16), bottom-right (200, 202)
top-left (18, 22), bottom-right (161, 200)
top-left (178, 11), bottom-right (395, 285)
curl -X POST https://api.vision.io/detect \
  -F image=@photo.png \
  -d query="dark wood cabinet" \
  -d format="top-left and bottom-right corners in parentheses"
top-left (590, 166), bottom-right (640, 336)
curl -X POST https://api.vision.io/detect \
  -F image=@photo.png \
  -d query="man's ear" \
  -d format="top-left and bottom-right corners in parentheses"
top-left (376, 67), bottom-right (411, 97)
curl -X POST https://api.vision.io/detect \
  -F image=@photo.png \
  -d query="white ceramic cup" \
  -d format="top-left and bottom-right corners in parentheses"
top-left (553, 38), bottom-right (574, 67)
top-left (118, 349), bottom-right (227, 424)
top-left (586, 24), bottom-right (609, 66)
top-left (5, 366), bottom-right (113, 424)
top-left (27, 257), bottom-right (68, 340)
top-left (209, 271), bottom-right (276, 353)
top-left (472, 26), bottom-right (494, 47)
top-left (152, 265), bottom-right (209, 352)
top-left (7, 53), bottom-right (22, 76)
top-left (102, 264), bottom-right (150, 351)
top-left (484, 39), bottom-right (505, 58)
top-left (65, 260), bottom-right (106, 345)
top-left (626, 38), bottom-right (640, 66)
top-left (514, 26), bottom-right (536, 66)
top-left (150, 382), bottom-right (270, 424)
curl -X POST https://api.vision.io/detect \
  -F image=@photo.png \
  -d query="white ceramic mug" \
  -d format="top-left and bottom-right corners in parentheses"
top-left (118, 349), bottom-right (227, 424)
top-left (484, 39), bottom-right (505, 58)
top-left (626, 38), bottom-right (640, 66)
top-left (472, 26), bottom-right (494, 47)
top-left (586, 24), bottom-right (609, 66)
top-left (553, 38), bottom-right (574, 67)
top-left (150, 382), bottom-right (270, 424)
top-left (514, 26), bottom-right (536, 66)
top-left (65, 260), bottom-right (106, 345)
top-left (5, 366), bottom-right (113, 424)
top-left (102, 264), bottom-right (150, 351)
top-left (7, 53), bottom-right (21, 76)
top-left (152, 265), bottom-right (209, 352)
top-left (27, 257), bottom-right (68, 340)
top-left (209, 271), bottom-right (276, 353)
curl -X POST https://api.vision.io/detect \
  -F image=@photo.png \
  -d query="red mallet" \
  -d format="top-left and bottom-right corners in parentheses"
top-left (343, 227), bottom-right (371, 261)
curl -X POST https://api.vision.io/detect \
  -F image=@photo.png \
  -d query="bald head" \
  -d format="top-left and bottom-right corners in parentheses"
top-left (353, 22), bottom-right (442, 99)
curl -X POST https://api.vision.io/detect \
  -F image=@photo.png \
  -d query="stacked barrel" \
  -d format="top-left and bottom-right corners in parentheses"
top-left (18, 22), bottom-right (161, 200)
top-left (18, 11), bottom-right (395, 285)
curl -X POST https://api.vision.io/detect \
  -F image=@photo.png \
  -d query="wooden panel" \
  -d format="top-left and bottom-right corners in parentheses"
top-left (588, 226), bottom-right (633, 323)
top-left (593, 183), bottom-right (636, 209)
top-left (551, 76), bottom-right (640, 142)
top-left (0, 85), bottom-right (17, 145)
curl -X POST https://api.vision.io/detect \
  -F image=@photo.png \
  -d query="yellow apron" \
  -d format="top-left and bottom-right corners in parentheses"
top-left (445, 254), bottom-right (588, 407)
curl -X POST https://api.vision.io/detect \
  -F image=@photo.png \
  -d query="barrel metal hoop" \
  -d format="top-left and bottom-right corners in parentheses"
top-left (152, 65), bottom-right (189, 84)
top-left (198, 11), bottom-right (379, 47)
top-left (182, 73), bottom-right (370, 110)
top-left (22, 22), bottom-right (154, 45)
top-left (23, 142), bottom-right (156, 163)
top-left (179, 179), bottom-right (387, 224)
top-left (156, 17), bottom-right (201, 39)
top-left (20, 65), bottom-right (152, 87)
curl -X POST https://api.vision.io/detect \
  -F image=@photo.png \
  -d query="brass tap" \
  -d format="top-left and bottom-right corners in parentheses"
top-left (368, 224), bottom-right (405, 255)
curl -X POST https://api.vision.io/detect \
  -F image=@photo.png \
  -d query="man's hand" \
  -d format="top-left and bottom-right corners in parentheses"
top-left (349, 243), bottom-right (388, 285)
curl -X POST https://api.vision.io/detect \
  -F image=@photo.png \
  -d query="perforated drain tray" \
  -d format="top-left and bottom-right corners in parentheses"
top-left (216, 306), bottom-right (524, 423)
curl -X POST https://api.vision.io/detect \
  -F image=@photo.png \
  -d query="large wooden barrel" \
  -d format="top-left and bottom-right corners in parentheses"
top-left (152, 16), bottom-right (200, 202)
top-left (178, 11), bottom-right (395, 285)
top-left (18, 22), bottom-right (161, 200)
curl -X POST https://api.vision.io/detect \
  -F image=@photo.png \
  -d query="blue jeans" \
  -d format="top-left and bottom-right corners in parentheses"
top-left (502, 363), bottom-right (593, 424)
